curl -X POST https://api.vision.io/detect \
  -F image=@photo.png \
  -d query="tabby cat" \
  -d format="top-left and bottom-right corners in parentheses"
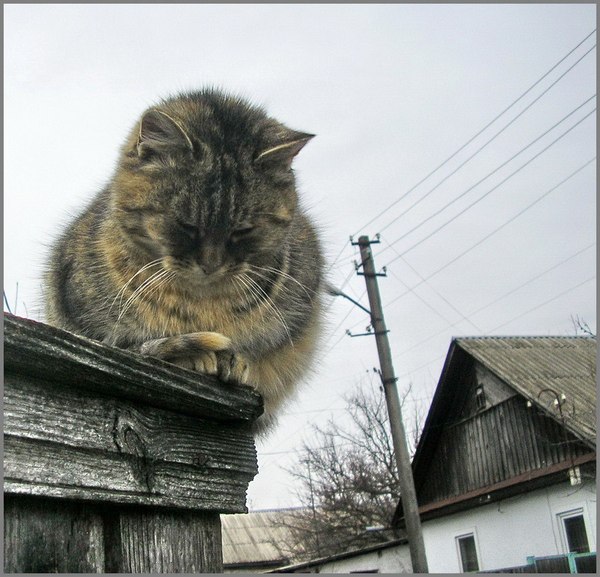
top-left (44, 89), bottom-right (325, 433)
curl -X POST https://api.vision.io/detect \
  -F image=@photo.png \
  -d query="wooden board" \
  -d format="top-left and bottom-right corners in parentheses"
top-left (3, 313), bottom-right (264, 572)
top-left (5, 495), bottom-right (223, 573)
top-left (4, 313), bottom-right (263, 422)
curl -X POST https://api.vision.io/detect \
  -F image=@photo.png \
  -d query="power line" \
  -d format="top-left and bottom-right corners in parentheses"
top-left (376, 52), bottom-right (596, 238)
top-left (391, 241), bottom-right (595, 362)
top-left (378, 97), bottom-right (596, 262)
top-left (465, 243), bottom-right (595, 320)
top-left (332, 145), bottom-right (595, 344)
top-left (382, 107), bottom-right (596, 270)
top-left (386, 253), bottom-right (483, 333)
top-left (348, 28), bottom-right (596, 240)
top-left (342, 155), bottom-right (594, 339)
top-left (383, 156), bottom-right (596, 307)
top-left (395, 273), bottom-right (596, 380)
top-left (489, 275), bottom-right (596, 334)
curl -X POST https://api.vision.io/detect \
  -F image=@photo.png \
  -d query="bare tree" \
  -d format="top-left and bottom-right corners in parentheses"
top-left (570, 314), bottom-right (595, 337)
top-left (277, 381), bottom-right (422, 562)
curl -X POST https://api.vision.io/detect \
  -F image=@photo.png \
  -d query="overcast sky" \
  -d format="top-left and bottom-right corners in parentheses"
top-left (4, 4), bottom-right (596, 511)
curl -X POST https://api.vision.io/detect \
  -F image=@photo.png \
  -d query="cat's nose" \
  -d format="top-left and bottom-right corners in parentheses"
top-left (197, 242), bottom-right (224, 275)
top-left (199, 261), bottom-right (221, 275)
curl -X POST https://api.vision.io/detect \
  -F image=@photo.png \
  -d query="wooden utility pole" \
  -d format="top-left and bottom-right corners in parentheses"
top-left (355, 235), bottom-right (429, 573)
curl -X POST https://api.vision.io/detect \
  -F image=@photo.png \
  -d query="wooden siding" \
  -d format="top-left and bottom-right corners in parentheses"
top-left (4, 313), bottom-right (263, 573)
top-left (417, 394), bottom-right (592, 506)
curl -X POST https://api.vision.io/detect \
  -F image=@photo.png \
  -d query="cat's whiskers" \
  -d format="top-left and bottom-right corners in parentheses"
top-left (237, 273), bottom-right (282, 335)
top-left (117, 267), bottom-right (173, 322)
top-left (247, 265), bottom-right (313, 300)
top-left (237, 272), bottom-right (293, 347)
top-left (133, 269), bottom-right (178, 336)
top-left (109, 258), bottom-right (164, 316)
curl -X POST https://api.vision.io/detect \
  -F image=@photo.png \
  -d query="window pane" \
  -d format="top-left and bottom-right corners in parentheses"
top-left (458, 535), bottom-right (480, 572)
top-left (564, 515), bottom-right (590, 553)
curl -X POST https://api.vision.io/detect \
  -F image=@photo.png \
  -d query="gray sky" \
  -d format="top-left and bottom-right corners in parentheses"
top-left (4, 4), bottom-right (596, 510)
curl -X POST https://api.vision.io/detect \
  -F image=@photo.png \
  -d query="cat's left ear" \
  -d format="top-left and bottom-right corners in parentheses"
top-left (256, 132), bottom-right (315, 168)
top-left (137, 109), bottom-right (194, 159)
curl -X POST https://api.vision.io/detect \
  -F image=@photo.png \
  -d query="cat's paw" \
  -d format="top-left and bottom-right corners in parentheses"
top-left (139, 332), bottom-right (231, 358)
top-left (215, 351), bottom-right (251, 386)
top-left (169, 350), bottom-right (219, 376)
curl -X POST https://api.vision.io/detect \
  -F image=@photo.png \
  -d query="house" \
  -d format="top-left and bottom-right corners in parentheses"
top-left (221, 508), bottom-right (306, 573)
top-left (223, 336), bottom-right (596, 574)
top-left (272, 538), bottom-right (411, 573)
top-left (394, 336), bottom-right (596, 573)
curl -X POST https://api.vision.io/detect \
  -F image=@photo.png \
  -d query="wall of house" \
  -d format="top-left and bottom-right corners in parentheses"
top-left (421, 478), bottom-right (597, 573)
top-left (309, 545), bottom-right (413, 573)
top-left (418, 392), bottom-right (592, 506)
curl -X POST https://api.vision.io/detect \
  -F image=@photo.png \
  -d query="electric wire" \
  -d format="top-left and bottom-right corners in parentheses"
top-left (391, 242), bottom-right (595, 362)
top-left (490, 275), bottom-right (596, 334)
top-left (348, 29), bottom-right (596, 240)
top-left (393, 157), bottom-right (595, 297)
top-left (381, 107), bottom-right (596, 270)
top-left (395, 273), bottom-right (596, 380)
top-left (342, 157), bottom-right (595, 336)
top-left (386, 245), bottom-right (483, 333)
top-left (378, 97), bottom-right (596, 262)
top-left (376, 57), bottom-right (596, 238)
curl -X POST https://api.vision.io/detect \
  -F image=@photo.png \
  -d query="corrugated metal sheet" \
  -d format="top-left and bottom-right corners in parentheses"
top-left (221, 509), bottom-right (304, 567)
top-left (455, 336), bottom-right (596, 443)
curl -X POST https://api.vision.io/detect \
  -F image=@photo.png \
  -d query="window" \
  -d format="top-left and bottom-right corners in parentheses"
top-left (457, 533), bottom-right (480, 572)
top-left (559, 511), bottom-right (590, 554)
top-left (475, 384), bottom-right (486, 410)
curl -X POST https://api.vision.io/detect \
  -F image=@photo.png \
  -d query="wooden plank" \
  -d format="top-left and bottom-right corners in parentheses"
top-left (4, 313), bottom-right (263, 423)
top-left (4, 495), bottom-right (224, 573)
top-left (4, 495), bottom-right (104, 573)
top-left (4, 375), bottom-right (257, 473)
top-left (4, 436), bottom-right (252, 513)
top-left (104, 506), bottom-right (222, 573)
top-left (4, 372), bottom-right (258, 512)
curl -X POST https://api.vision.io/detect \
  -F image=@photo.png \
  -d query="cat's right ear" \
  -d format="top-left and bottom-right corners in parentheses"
top-left (136, 110), bottom-right (194, 159)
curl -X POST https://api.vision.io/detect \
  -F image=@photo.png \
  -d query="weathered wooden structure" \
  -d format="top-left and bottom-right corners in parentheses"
top-left (404, 336), bottom-right (596, 517)
top-left (3, 312), bottom-right (263, 573)
top-left (393, 336), bottom-right (596, 573)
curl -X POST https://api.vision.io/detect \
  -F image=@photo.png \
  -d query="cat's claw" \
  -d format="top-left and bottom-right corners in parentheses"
top-left (216, 350), bottom-right (250, 386)
top-left (192, 350), bottom-right (219, 375)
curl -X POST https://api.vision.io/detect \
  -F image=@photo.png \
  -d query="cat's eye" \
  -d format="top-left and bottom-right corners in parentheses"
top-left (176, 219), bottom-right (197, 237)
top-left (229, 226), bottom-right (256, 243)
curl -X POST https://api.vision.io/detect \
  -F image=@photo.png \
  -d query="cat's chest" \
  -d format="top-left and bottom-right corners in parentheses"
top-left (133, 288), bottom-right (253, 342)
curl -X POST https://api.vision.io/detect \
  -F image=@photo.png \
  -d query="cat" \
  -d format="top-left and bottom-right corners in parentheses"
top-left (44, 88), bottom-right (325, 433)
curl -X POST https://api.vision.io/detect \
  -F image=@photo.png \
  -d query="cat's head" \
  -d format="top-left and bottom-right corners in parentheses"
top-left (111, 90), bottom-right (313, 288)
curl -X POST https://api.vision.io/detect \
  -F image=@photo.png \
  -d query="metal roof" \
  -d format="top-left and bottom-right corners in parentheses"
top-left (221, 509), bottom-right (304, 568)
top-left (394, 335), bottom-right (596, 527)
top-left (455, 336), bottom-right (596, 442)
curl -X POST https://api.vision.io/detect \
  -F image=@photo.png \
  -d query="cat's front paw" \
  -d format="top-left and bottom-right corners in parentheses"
top-left (139, 331), bottom-right (231, 358)
top-left (215, 350), bottom-right (251, 386)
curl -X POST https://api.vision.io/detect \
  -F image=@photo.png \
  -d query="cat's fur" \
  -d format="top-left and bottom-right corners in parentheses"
top-left (44, 89), bottom-right (324, 433)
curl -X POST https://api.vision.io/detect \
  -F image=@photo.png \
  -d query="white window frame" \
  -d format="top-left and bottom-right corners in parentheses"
top-left (557, 508), bottom-right (591, 554)
top-left (455, 530), bottom-right (481, 573)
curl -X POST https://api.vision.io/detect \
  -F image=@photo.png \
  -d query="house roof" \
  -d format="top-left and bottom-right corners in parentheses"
top-left (270, 538), bottom-right (408, 573)
top-left (221, 509), bottom-right (304, 568)
top-left (455, 336), bottom-right (596, 441)
top-left (414, 336), bottom-right (596, 470)
top-left (394, 336), bottom-right (596, 527)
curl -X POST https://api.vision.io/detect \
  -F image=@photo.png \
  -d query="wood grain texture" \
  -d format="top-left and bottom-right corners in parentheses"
top-left (4, 495), bottom-right (105, 573)
top-left (4, 312), bottom-right (263, 572)
top-left (4, 374), bottom-right (258, 512)
top-left (104, 506), bottom-right (222, 573)
top-left (4, 313), bottom-right (263, 422)
top-left (5, 496), bottom-right (223, 573)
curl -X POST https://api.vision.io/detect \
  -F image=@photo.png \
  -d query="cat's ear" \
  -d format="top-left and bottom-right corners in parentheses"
top-left (256, 132), bottom-right (314, 168)
top-left (137, 109), bottom-right (193, 158)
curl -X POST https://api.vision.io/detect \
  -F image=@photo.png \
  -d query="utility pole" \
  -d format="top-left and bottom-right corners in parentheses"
top-left (354, 234), bottom-right (429, 573)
